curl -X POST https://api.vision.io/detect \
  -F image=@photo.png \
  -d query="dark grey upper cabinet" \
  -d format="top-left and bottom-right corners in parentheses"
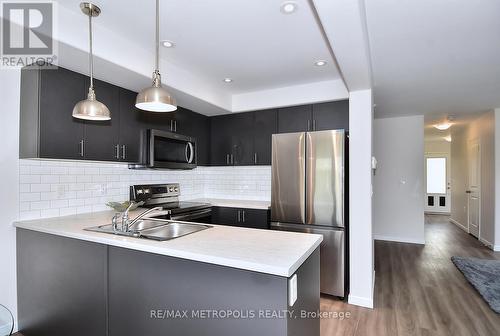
top-left (210, 112), bottom-right (254, 166)
top-left (118, 88), bottom-right (143, 163)
top-left (174, 108), bottom-right (211, 165)
top-left (83, 79), bottom-right (121, 161)
top-left (231, 112), bottom-right (254, 165)
top-left (253, 109), bottom-right (277, 165)
top-left (20, 64), bottom-right (348, 166)
top-left (277, 105), bottom-right (312, 133)
top-left (20, 66), bottom-right (87, 159)
top-left (210, 115), bottom-right (234, 165)
top-left (312, 100), bottom-right (349, 131)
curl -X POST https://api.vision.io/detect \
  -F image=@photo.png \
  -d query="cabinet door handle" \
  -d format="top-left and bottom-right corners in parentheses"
top-left (226, 154), bottom-right (230, 165)
top-left (79, 140), bottom-right (85, 157)
top-left (254, 153), bottom-right (257, 164)
top-left (313, 119), bottom-right (316, 131)
top-left (237, 210), bottom-right (241, 222)
top-left (307, 120), bottom-right (311, 131)
top-left (174, 120), bottom-right (177, 132)
top-left (121, 145), bottom-right (126, 160)
top-left (170, 120), bottom-right (174, 132)
top-left (115, 144), bottom-right (120, 159)
top-left (231, 154), bottom-right (234, 165)
top-left (242, 210), bottom-right (245, 222)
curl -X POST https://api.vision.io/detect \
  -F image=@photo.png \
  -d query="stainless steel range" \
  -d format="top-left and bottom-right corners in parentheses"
top-left (130, 184), bottom-right (211, 223)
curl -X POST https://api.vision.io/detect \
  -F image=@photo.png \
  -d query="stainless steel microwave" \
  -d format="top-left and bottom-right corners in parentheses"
top-left (130, 129), bottom-right (197, 170)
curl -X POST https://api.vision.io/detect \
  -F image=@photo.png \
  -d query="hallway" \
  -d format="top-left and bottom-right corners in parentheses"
top-left (320, 215), bottom-right (500, 336)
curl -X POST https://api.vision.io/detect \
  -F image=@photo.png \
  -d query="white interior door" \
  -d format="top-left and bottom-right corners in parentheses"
top-left (467, 139), bottom-right (480, 238)
top-left (425, 154), bottom-right (451, 213)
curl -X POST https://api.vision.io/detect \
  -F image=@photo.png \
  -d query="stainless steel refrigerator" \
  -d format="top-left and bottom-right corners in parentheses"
top-left (271, 130), bottom-right (347, 297)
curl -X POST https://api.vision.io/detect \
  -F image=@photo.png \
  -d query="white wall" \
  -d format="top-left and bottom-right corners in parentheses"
top-left (450, 112), bottom-right (495, 247)
top-left (373, 116), bottom-right (425, 244)
top-left (348, 89), bottom-right (374, 308)
top-left (0, 69), bottom-right (20, 330)
top-left (425, 140), bottom-right (450, 154)
top-left (450, 127), bottom-right (468, 229)
top-left (495, 108), bottom-right (500, 251)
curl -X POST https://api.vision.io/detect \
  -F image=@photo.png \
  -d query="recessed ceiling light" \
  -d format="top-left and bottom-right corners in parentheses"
top-left (434, 122), bottom-right (452, 131)
top-left (315, 60), bottom-right (327, 66)
top-left (223, 78), bottom-right (233, 83)
top-left (161, 40), bottom-right (175, 48)
top-left (280, 1), bottom-right (298, 14)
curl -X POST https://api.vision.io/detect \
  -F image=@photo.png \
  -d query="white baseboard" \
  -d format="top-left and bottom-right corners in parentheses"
top-left (348, 294), bottom-right (373, 309)
top-left (373, 234), bottom-right (425, 245)
top-left (479, 237), bottom-right (494, 249)
top-left (449, 218), bottom-right (468, 232)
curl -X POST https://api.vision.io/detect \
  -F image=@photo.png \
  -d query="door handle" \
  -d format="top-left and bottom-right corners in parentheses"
top-left (226, 154), bottom-right (230, 165)
top-left (115, 144), bottom-right (120, 159)
top-left (121, 145), bottom-right (126, 160)
top-left (242, 210), bottom-right (245, 222)
top-left (313, 119), bottom-right (316, 131)
top-left (174, 120), bottom-right (177, 132)
top-left (231, 154), bottom-right (234, 165)
top-left (79, 140), bottom-right (85, 157)
top-left (237, 210), bottom-right (241, 222)
top-left (307, 120), bottom-right (311, 131)
top-left (254, 153), bottom-right (257, 164)
top-left (466, 190), bottom-right (472, 194)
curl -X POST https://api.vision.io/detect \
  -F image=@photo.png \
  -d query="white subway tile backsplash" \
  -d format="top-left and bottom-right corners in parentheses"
top-left (19, 160), bottom-right (271, 220)
top-left (30, 184), bottom-right (51, 192)
top-left (20, 192), bottom-right (40, 202)
top-left (30, 201), bottom-right (50, 210)
top-left (40, 175), bottom-right (59, 183)
top-left (40, 209), bottom-right (60, 218)
top-left (20, 175), bottom-right (40, 184)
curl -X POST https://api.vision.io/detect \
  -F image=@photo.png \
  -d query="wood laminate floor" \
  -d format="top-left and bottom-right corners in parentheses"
top-left (320, 215), bottom-right (500, 336)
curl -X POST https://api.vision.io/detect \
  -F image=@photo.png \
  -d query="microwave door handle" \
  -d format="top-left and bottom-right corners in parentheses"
top-left (185, 142), bottom-right (195, 164)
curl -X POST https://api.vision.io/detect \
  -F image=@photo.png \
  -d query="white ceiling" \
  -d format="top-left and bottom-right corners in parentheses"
top-left (365, 0), bottom-right (500, 118)
top-left (56, 0), bottom-right (341, 95)
top-left (424, 111), bottom-right (488, 142)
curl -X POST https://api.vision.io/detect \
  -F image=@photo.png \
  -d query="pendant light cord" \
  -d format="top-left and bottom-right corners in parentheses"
top-left (155, 0), bottom-right (159, 72)
top-left (88, 11), bottom-right (94, 90)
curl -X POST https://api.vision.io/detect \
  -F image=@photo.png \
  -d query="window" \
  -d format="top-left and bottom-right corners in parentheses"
top-left (426, 157), bottom-right (446, 194)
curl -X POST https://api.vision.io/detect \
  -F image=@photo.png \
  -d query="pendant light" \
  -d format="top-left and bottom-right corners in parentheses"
top-left (135, 0), bottom-right (177, 112)
top-left (72, 2), bottom-right (111, 121)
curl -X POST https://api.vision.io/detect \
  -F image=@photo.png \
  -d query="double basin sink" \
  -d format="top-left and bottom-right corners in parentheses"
top-left (85, 218), bottom-right (211, 241)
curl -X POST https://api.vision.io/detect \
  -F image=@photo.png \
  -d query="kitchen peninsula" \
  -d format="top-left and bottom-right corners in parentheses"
top-left (15, 210), bottom-right (322, 336)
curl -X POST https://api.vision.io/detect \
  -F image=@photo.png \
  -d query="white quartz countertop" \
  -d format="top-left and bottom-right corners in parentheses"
top-left (188, 198), bottom-right (271, 210)
top-left (14, 210), bottom-right (321, 277)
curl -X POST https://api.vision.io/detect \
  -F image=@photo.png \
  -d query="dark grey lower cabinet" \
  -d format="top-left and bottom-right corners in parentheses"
top-left (109, 247), bottom-right (319, 336)
top-left (211, 206), bottom-right (269, 229)
top-left (17, 229), bottom-right (108, 336)
top-left (17, 229), bottom-right (319, 336)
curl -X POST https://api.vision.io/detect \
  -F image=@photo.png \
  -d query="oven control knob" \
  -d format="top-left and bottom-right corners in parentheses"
top-left (169, 186), bottom-right (174, 192)
top-left (137, 189), bottom-right (143, 194)
top-left (174, 187), bottom-right (179, 192)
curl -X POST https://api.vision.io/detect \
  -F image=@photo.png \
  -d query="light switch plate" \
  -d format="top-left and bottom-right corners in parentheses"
top-left (288, 274), bottom-right (297, 306)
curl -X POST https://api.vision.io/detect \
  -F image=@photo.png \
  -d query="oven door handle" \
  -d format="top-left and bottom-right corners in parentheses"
top-left (171, 208), bottom-right (211, 222)
top-left (185, 142), bottom-right (195, 164)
